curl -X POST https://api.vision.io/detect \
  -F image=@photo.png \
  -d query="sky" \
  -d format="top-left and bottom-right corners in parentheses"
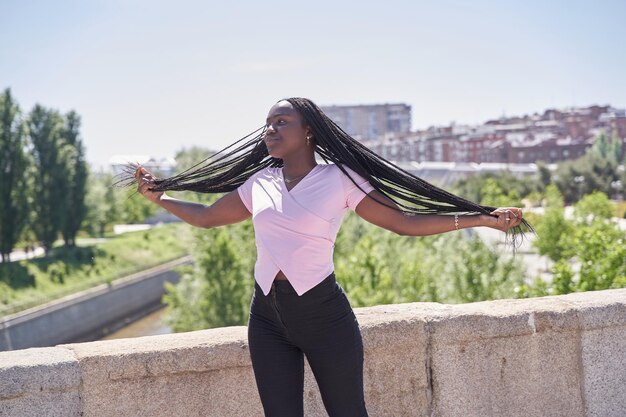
top-left (1, 0), bottom-right (625, 169)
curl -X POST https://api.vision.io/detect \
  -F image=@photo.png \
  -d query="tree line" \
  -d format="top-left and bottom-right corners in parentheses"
top-left (0, 88), bottom-right (87, 261)
top-left (0, 86), bottom-right (215, 266)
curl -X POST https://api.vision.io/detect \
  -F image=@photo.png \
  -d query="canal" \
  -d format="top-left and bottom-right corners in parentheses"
top-left (99, 305), bottom-right (173, 341)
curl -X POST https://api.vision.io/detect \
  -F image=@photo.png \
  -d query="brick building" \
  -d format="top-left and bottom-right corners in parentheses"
top-left (362, 104), bottom-right (626, 164)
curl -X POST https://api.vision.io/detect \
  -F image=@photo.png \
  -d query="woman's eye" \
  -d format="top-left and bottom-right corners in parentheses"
top-left (265, 119), bottom-right (287, 129)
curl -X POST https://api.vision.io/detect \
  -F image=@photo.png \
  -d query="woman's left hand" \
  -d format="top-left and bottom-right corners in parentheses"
top-left (485, 207), bottom-right (523, 232)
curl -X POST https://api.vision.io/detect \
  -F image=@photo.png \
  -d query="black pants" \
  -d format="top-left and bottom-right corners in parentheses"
top-left (247, 271), bottom-right (369, 417)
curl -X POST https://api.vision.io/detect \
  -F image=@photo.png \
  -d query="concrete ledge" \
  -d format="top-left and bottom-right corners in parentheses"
top-left (0, 347), bottom-right (81, 416)
top-left (60, 327), bottom-right (258, 417)
top-left (0, 288), bottom-right (625, 417)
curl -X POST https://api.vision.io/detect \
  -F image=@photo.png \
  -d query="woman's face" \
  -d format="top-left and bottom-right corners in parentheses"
top-left (263, 100), bottom-right (311, 159)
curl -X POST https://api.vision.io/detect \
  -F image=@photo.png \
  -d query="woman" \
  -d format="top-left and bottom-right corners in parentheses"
top-left (128, 97), bottom-right (528, 417)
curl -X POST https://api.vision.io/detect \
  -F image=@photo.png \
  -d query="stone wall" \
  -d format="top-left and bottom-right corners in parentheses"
top-left (1, 288), bottom-right (624, 416)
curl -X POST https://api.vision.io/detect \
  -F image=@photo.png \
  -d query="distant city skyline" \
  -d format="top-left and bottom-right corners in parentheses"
top-left (2, 1), bottom-right (625, 169)
top-left (361, 104), bottom-right (626, 167)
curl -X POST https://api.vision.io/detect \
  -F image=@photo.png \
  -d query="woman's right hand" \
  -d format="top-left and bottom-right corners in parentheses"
top-left (135, 166), bottom-right (164, 203)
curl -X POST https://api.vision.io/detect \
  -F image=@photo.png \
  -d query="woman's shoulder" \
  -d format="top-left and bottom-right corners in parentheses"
top-left (323, 163), bottom-right (357, 177)
top-left (316, 162), bottom-right (342, 177)
top-left (321, 162), bottom-right (340, 172)
top-left (240, 167), bottom-right (276, 185)
top-left (320, 164), bottom-right (367, 188)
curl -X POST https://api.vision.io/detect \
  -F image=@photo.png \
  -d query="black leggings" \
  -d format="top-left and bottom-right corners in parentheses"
top-left (247, 271), bottom-right (369, 417)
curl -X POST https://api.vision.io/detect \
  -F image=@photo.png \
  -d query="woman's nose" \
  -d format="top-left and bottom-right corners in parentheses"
top-left (265, 124), bottom-right (277, 135)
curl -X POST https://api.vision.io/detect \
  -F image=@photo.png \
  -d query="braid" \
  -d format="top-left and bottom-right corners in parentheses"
top-left (113, 125), bottom-right (277, 193)
top-left (114, 97), bottom-right (534, 250)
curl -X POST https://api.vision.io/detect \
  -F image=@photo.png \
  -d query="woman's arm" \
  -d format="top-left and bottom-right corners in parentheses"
top-left (136, 166), bottom-right (251, 228)
top-left (354, 190), bottom-right (522, 236)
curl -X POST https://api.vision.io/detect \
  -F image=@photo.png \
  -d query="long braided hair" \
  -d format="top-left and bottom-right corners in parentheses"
top-left (115, 97), bottom-right (534, 249)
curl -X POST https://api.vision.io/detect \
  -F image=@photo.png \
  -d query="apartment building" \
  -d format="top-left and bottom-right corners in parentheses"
top-left (321, 103), bottom-right (411, 140)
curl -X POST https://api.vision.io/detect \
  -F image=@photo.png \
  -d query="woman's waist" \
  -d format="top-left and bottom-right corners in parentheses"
top-left (257, 270), bottom-right (337, 293)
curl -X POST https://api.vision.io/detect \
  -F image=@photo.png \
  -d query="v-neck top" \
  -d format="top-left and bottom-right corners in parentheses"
top-left (236, 163), bottom-right (375, 296)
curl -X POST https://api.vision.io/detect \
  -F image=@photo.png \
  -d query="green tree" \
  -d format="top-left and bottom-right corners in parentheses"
top-left (526, 197), bottom-right (626, 296)
top-left (574, 191), bottom-right (613, 221)
top-left (335, 232), bottom-right (397, 306)
top-left (554, 152), bottom-right (622, 204)
top-left (551, 260), bottom-right (574, 295)
top-left (543, 183), bottom-right (564, 208)
top-left (0, 88), bottom-right (30, 262)
top-left (119, 189), bottom-right (159, 223)
top-left (60, 111), bottom-right (88, 247)
top-left (174, 146), bottom-right (215, 175)
top-left (335, 212), bottom-right (526, 306)
top-left (608, 131), bottom-right (623, 164)
top-left (532, 207), bottom-right (574, 262)
top-left (453, 170), bottom-right (540, 206)
top-left (28, 105), bottom-right (68, 255)
top-left (589, 132), bottom-right (610, 160)
top-left (536, 161), bottom-right (552, 188)
top-left (83, 170), bottom-right (123, 237)
top-left (589, 131), bottom-right (623, 164)
top-left (573, 221), bottom-right (625, 291)
top-left (479, 178), bottom-right (522, 207)
top-left (172, 146), bottom-right (217, 204)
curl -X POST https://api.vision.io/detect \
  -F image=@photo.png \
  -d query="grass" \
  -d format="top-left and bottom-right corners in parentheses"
top-left (0, 222), bottom-right (194, 318)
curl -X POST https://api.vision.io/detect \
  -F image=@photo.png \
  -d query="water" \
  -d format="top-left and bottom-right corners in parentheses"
top-left (99, 305), bottom-right (173, 340)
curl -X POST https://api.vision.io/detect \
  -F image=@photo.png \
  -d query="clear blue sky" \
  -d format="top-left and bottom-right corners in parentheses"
top-left (1, 0), bottom-right (625, 168)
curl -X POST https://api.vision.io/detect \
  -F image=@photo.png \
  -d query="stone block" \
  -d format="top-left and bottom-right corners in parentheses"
top-left (59, 326), bottom-right (263, 417)
top-left (0, 347), bottom-right (81, 417)
top-left (428, 297), bottom-right (585, 417)
top-left (562, 289), bottom-right (626, 417)
top-left (354, 302), bottom-right (444, 417)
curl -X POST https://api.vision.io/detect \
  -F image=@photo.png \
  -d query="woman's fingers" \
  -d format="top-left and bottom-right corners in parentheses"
top-left (139, 179), bottom-right (155, 192)
top-left (487, 207), bottom-right (525, 232)
top-left (133, 165), bottom-right (162, 202)
top-left (135, 166), bottom-right (157, 191)
top-left (135, 165), bottom-right (154, 179)
top-left (490, 208), bottom-right (508, 217)
top-left (508, 208), bottom-right (523, 228)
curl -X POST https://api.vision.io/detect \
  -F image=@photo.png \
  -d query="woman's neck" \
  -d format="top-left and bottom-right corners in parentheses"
top-left (281, 155), bottom-right (318, 178)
